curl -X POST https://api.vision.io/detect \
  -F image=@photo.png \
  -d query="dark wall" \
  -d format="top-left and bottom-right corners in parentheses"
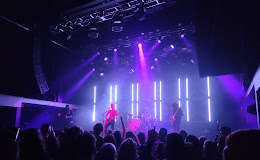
top-left (195, 0), bottom-right (259, 78)
top-left (0, 19), bottom-right (39, 98)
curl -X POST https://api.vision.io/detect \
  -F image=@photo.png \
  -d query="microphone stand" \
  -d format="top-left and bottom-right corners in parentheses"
top-left (101, 111), bottom-right (108, 137)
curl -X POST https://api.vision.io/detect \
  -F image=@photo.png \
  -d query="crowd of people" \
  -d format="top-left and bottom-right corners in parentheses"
top-left (0, 117), bottom-right (259, 160)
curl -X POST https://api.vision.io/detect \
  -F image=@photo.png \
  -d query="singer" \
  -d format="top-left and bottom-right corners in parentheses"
top-left (104, 103), bottom-right (120, 135)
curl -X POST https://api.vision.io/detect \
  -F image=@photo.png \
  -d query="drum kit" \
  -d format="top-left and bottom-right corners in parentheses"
top-left (127, 111), bottom-right (156, 131)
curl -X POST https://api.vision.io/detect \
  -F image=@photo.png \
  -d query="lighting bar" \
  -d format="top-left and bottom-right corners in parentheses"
top-left (115, 85), bottom-right (117, 109)
top-left (186, 78), bottom-right (188, 99)
top-left (132, 84), bottom-right (134, 115)
top-left (207, 77), bottom-right (210, 97)
top-left (137, 83), bottom-right (139, 116)
top-left (186, 78), bottom-right (189, 121)
top-left (207, 77), bottom-right (211, 121)
top-left (115, 85), bottom-right (117, 121)
top-left (93, 86), bottom-right (96, 122)
top-left (154, 82), bottom-right (157, 100)
top-left (137, 103), bottom-right (139, 117)
top-left (154, 82), bottom-right (157, 119)
top-left (154, 102), bottom-right (157, 119)
top-left (160, 81), bottom-right (162, 100)
top-left (178, 78), bottom-right (181, 107)
top-left (160, 81), bottom-right (162, 121)
top-left (186, 100), bottom-right (189, 121)
top-left (110, 85), bottom-right (112, 103)
top-left (178, 78), bottom-right (181, 99)
top-left (137, 83), bottom-right (139, 102)
top-left (208, 98), bottom-right (211, 121)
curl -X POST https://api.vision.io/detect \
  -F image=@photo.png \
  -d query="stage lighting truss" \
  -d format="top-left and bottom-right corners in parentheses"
top-left (50, 0), bottom-right (174, 35)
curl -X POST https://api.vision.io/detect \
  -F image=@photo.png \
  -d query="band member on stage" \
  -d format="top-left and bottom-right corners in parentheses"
top-left (104, 103), bottom-right (119, 135)
top-left (170, 103), bottom-right (183, 132)
top-left (65, 105), bottom-right (73, 128)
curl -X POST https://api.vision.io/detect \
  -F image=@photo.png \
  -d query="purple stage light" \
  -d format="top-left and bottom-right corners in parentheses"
top-left (131, 69), bottom-right (134, 72)
top-left (114, 48), bottom-right (117, 52)
top-left (170, 45), bottom-right (174, 49)
top-left (181, 34), bottom-right (184, 38)
top-left (138, 43), bottom-right (142, 47)
top-left (98, 52), bottom-right (101, 55)
top-left (154, 58), bottom-right (158, 61)
top-left (104, 57), bottom-right (108, 61)
top-left (158, 40), bottom-right (161, 43)
top-left (92, 68), bottom-right (95, 71)
top-left (151, 66), bottom-right (154, 69)
top-left (100, 73), bottom-right (104, 76)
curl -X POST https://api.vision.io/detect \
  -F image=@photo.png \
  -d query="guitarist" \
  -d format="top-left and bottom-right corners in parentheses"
top-left (104, 103), bottom-right (119, 135)
top-left (170, 103), bottom-right (183, 132)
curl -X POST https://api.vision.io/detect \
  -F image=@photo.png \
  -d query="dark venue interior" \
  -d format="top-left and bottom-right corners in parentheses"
top-left (0, 0), bottom-right (259, 160)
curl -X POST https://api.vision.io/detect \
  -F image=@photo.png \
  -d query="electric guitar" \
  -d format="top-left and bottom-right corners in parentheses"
top-left (105, 113), bottom-right (120, 125)
top-left (170, 107), bottom-right (180, 125)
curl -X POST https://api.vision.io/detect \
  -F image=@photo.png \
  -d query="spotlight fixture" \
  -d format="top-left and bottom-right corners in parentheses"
top-left (114, 49), bottom-right (117, 52)
top-left (170, 45), bottom-right (174, 49)
top-left (104, 57), bottom-right (108, 61)
top-left (131, 69), bottom-right (134, 72)
top-left (88, 27), bottom-right (99, 38)
top-left (100, 73), bottom-right (104, 76)
top-left (138, 43), bottom-right (142, 47)
top-left (181, 34), bottom-right (184, 38)
top-left (154, 58), bottom-right (158, 61)
top-left (158, 40), bottom-right (161, 43)
top-left (151, 66), bottom-right (154, 69)
top-left (112, 12), bottom-right (123, 32)
top-left (92, 68), bottom-right (95, 71)
top-left (112, 21), bottom-right (123, 32)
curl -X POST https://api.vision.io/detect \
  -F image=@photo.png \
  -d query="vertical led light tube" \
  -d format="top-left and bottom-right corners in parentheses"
top-left (110, 85), bottom-right (112, 104)
top-left (137, 83), bottom-right (139, 116)
top-left (186, 100), bottom-right (189, 121)
top-left (178, 78), bottom-right (181, 107)
top-left (207, 77), bottom-right (210, 97)
top-left (115, 85), bottom-right (117, 121)
top-left (207, 77), bottom-right (211, 121)
top-left (115, 85), bottom-right (117, 110)
top-left (186, 78), bottom-right (189, 121)
top-left (93, 86), bottom-right (96, 122)
top-left (132, 84), bottom-right (134, 115)
top-left (154, 82), bottom-right (157, 119)
top-left (160, 81), bottom-right (162, 121)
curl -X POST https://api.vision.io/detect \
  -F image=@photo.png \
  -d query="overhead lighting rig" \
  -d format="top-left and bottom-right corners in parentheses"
top-left (50, 0), bottom-right (176, 35)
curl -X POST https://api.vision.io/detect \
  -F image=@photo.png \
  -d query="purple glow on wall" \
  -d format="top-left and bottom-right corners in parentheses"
top-left (64, 69), bottom-right (95, 99)
top-left (218, 74), bottom-right (250, 102)
top-left (58, 52), bottom-right (99, 82)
